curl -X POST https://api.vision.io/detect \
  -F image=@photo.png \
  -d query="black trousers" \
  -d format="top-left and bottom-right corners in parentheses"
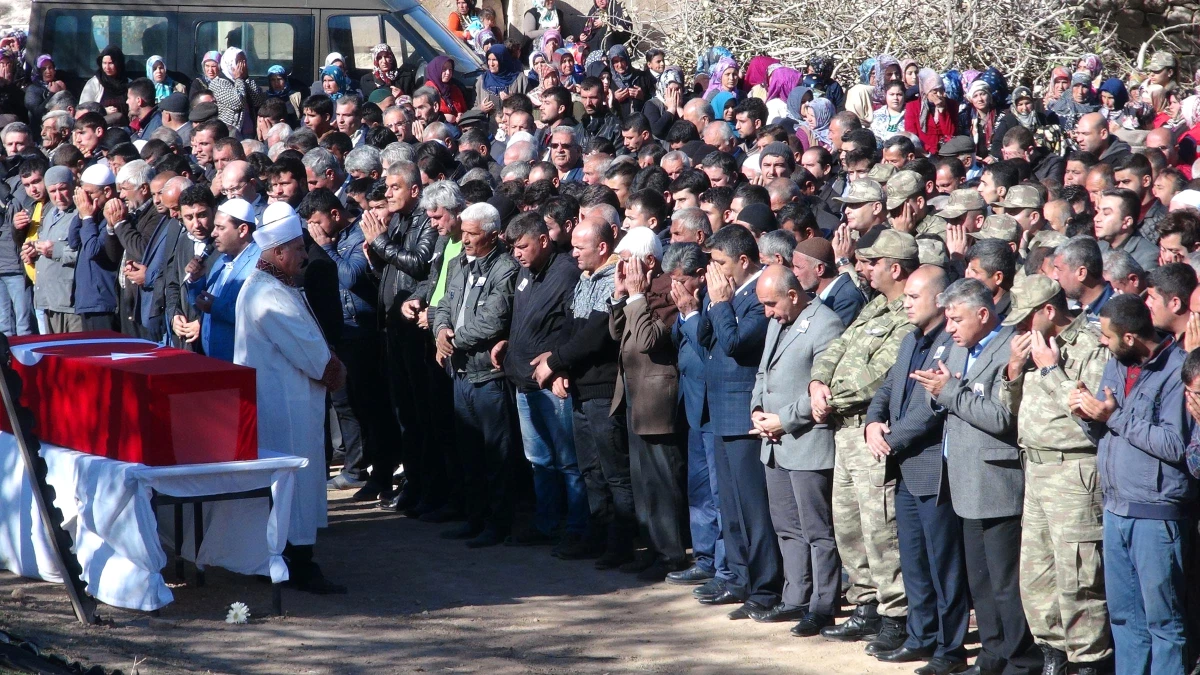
top-left (962, 515), bottom-right (1042, 674)
top-left (764, 464), bottom-right (840, 615)
top-left (454, 373), bottom-right (516, 533)
top-left (424, 354), bottom-right (457, 510)
top-left (384, 321), bottom-right (433, 498)
top-left (334, 328), bottom-right (397, 486)
top-left (712, 434), bottom-right (782, 607)
top-left (627, 429), bottom-right (687, 565)
top-left (573, 397), bottom-right (635, 548)
top-left (895, 476), bottom-right (969, 661)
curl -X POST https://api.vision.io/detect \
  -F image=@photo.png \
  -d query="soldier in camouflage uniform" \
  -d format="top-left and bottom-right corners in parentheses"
top-left (997, 275), bottom-right (1112, 675)
top-left (887, 171), bottom-right (947, 241)
top-left (809, 229), bottom-right (917, 653)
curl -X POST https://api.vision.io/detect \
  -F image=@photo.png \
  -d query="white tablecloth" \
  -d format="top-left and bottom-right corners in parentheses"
top-left (0, 434), bottom-right (306, 611)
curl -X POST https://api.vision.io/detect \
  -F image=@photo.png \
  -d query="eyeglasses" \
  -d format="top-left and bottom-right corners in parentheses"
top-left (548, 142), bottom-right (573, 150)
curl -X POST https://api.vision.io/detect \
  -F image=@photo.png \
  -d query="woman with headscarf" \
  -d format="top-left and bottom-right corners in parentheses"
top-left (1177, 96), bottom-right (1200, 167)
top-left (0, 50), bottom-right (27, 124)
top-left (23, 55), bottom-right (66, 128)
top-left (870, 80), bottom-right (907, 142)
top-left (320, 65), bottom-right (351, 101)
top-left (765, 66), bottom-right (802, 124)
top-left (1165, 89), bottom-right (1187, 130)
top-left (527, 57), bottom-right (558, 107)
top-left (643, 65), bottom-right (684, 137)
top-left (786, 85), bottom-right (813, 122)
top-left (844, 84), bottom-right (874, 126)
top-left (537, 30), bottom-right (564, 64)
top-left (579, 0), bottom-right (632, 54)
top-left (265, 64), bottom-right (303, 123)
top-left (871, 55), bottom-right (900, 105)
top-left (857, 58), bottom-right (877, 86)
top-left (798, 97), bottom-right (836, 150)
top-left (1050, 72), bottom-right (1098, 137)
top-left (208, 47), bottom-right (264, 139)
top-left (523, 0), bottom-right (565, 41)
top-left (990, 85), bottom-right (1059, 157)
top-left (901, 60), bottom-right (919, 89)
top-left (1097, 78), bottom-right (1129, 124)
top-left (476, 44), bottom-right (528, 116)
top-left (1042, 67), bottom-right (1071, 109)
top-left (553, 49), bottom-right (582, 93)
top-left (806, 54), bottom-right (844, 111)
top-left (1141, 84), bottom-right (1171, 128)
top-left (959, 79), bottom-right (998, 160)
top-left (1077, 53), bottom-right (1103, 85)
top-left (146, 56), bottom-right (183, 103)
top-left (80, 45), bottom-right (129, 118)
top-left (743, 55), bottom-right (779, 98)
top-left (361, 44), bottom-right (405, 97)
top-left (904, 68), bottom-right (959, 154)
top-left (703, 57), bottom-right (740, 103)
top-left (696, 47), bottom-right (733, 77)
top-left (608, 44), bottom-right (651, 118)
top-left (448, 0), bottom-right (483, 42)
top-left (422, 56), bottom-right (467, 122)
top-left (192, 51), bottom-right (222, 94)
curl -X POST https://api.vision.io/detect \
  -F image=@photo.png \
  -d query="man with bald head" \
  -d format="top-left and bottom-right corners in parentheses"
top-left (750, 264), bottom-right (844, 627)
top-left (504, 141), bottom-right (536, 167)
top-left (683, 99), bottom-right (714, 135)
top-left (1043, 199), bottom-right (1071, 234)
top-left (703, 122), bottom-right (737, 156)
top-left (221, 160), bottom-right (267, 223)
top-left (160, 175), bottom-right (191, 220)
top-left (1074, 112), bottom-right (1131, 164)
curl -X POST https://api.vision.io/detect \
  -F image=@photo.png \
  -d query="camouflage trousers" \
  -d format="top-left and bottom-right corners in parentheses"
top-left (832, 423), bottom-right (907, 617)
top-left (1019, 456), bottom-right (1112, 662)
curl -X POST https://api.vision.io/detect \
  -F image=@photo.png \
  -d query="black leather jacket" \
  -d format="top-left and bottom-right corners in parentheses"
top-left (370, 207), bottom-right (437, 327)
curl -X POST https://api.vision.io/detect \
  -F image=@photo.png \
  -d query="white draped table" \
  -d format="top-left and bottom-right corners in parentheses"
top-left (0, 433), bottom-right (306, 611)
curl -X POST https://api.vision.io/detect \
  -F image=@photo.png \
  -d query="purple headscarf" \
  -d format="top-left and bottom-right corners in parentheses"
top-left (703, 57), bottom-right (739, 101)
top-left (767, 67), bottom-right (802, 101)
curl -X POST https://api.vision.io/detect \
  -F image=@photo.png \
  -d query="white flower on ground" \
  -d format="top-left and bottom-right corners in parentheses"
top-left (225, 602), bottom-right (251, 624)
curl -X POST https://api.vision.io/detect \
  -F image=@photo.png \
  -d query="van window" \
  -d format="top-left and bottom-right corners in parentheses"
top-left (385, 11), bottom-right (480, 74)
top-left (196, 21), bottom-right (297, 79)
top-left (326, 15), bottom-right (397, 76)
top-left (43, 9), bottom-right (174, 81)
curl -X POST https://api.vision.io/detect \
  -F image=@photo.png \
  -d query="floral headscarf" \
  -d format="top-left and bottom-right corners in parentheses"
top-left (942, 69), bottom-right (963, 102)
top-left (321, 64), bottom-right (350, 100)
top-left (858, 58), bottom-right (876, 85)
top-left (220, 47), bottom-right (244, 81)
top-left (872, 55), bottom-right (899, 104)
top-left (917, 68), bottom-right (945, 132)
top-left (979, 68), bottom-right (1008, 109)
top-left (372, 44), bottom-right (399, 86)
top-left (808, 55), bottom-right (834, 81)
top-left (474, 29), bottom-right (496, 54)
top-left (806, 97), bottom-right (836, 148)
top-left (1181, 95), bottom-right (1200, 128)
top-left (1078, 54), bottom-right (1102, 81)
top-left (744, 55), bottom-right (779, 91)
top-left (1009, 86), bottom-right (1039, 128)
top-left (539, 29), bottom-right (563, 58)
top-left (33, 55), bottom-right (53, 84)
top-left (266, 65), bottom-right (291, 98)
top-left (200, 51), bottom-right (221, 85)
top-left (703, 57), bottom-right (739, 100)
top-left (656, 65), bottom-right (683, 102)
top-left (766, 67), bottom-right (802, 102)
top-left (145, 55), bottom-right (175, 102)
top-left (531, 0), bottom-right (561, 30)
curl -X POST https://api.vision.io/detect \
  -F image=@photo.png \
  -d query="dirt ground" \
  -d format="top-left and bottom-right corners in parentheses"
top-left (0, 488), bottom-right (982, 674)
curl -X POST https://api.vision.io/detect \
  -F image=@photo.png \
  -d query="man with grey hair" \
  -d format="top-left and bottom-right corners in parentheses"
top-left (504, 140), bottom-right (537, 166)
top-left (241, 139), bottom-right (266, 157)
top-left (361, 160), bottom-right (440, 510)
top-left (433, 201), bottom-right (520, 547)
top-left (702, 121), bottom-right (737, 155)
top-left (583, 153), bottom-right (614, 186)
top-left (265, 122), bottom-right (292, 149)
top-left (683, 99), bottom-right (715, 135)
top-left (912, 277), bottom-right (1040, 675)
top-left (758, 229), bottom-right (797, 266)
top-left (1103, 248), bottom-right (1147, 296)
top-left (33, 166), bottom-right (79, 333)
top-left (303, 148), bottom-right (348, 204)
top-left (149, 126), bottom-right (183, 153)
top-left (582, 203), bottom-right (622, 233)
top-left (422, 122), bottom-right (457, 153)
top-left (380, 141), bottom-right (414, 170)
top-left (345, 145), bottom-right (383, 181)
top-left (549, 128), bottom-right (584, 183)
top-left (334, 94), bottom-right (365, 147)
top-left (382, 106), bottom-right (412, 143)
top-left (40, 111), bottom-right (74, 159)
top-left (103, 159), bottom-right (162, 337)
top-left (500, 161), bottom-right (531, 184)
top-left (669, 207), bottom-right (713, 246)
top-left (1052, 236), bottom-right (1112, 322)
top-left (660, 151), bottom-right (692, 182)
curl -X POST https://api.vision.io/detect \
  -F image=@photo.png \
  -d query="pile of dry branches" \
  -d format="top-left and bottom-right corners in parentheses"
top-left (633, 0), bottom-right (1131, 89)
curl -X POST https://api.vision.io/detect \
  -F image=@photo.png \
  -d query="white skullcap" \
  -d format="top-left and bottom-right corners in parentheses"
top-left (614, 225), bottom-right (663, 261)
top-left (81, 164), bottom-right (116, 186)
top-left (507, 131), bottom-right (534, 147)
top-left (133, 139), bottom-right (148, 152)
top-left (1170, 189), bottom-right (1200, 212)
top-left (217, 198), bottom-right (256, 225)
top-left (253, 201), bottom-right (303, 250)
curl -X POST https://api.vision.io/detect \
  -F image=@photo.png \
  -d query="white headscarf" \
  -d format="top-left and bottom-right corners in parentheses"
top-left (220, 47), bottom-right (244, 80)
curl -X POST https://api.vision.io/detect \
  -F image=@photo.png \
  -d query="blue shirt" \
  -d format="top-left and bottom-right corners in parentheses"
top-left (322, 222), bottom-right (376, 329)
top-left (965, 321), bottom-right (1003, 375)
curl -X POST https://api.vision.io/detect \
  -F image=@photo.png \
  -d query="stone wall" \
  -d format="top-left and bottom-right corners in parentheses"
top-left (1107, 0), bottom-right (1200, 69)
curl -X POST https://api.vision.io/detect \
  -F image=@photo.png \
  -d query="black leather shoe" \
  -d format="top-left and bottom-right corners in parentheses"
top-left (748, 604), bottom-right (808, 623)
top-left (666, 565), bottom-right (715, 585)
top-left (875, 645), bottom-right (935, 663)
top-left (915, 657), bottom-right (968, 675)
top-left (1073, 662), bottom-right (1111, 675)
top-left (865, 617), bottom-right (908, 655)
top-left (1039, 644), bottom-right (1067, 675)
top-left (697, 589), bottom-right (741, 606)
top-left (503, 529), bottom-right (558, 547)
top-left (789, 611), bottom-right (834, 636)
top-left (440, 523), bottom-right (482, 540)
top-left (693, 578), bottom-right (725, 599)
top-left (728, 600), bottom-right (770, 620)
top-left (465, 528), bottom-right (505, 548)
top-left (351, 484), bottom-right (382, 502)
top-left (618, 551), bottom-right (657, 573)
top-left (417, 504), bottom-right (465, 522)
top-left (553, 533), bottom-right (605, 560)
top-left (960, 665), bottom-right (1001, 675)
top-left (593, 548), bottom-right (634, 570)
top-left (820, 603), bottom-right (882, 642)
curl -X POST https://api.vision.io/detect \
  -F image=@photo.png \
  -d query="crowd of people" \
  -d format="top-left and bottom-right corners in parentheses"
top-left (8, 12), bottom-right (1200, 675)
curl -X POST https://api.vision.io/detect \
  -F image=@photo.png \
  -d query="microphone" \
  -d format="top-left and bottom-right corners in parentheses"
top-left (184, 242), bottom-right (216, 284)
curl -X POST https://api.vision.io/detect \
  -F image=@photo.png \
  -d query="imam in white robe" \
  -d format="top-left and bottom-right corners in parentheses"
top-left (233, 268), bottom-right (331, 545)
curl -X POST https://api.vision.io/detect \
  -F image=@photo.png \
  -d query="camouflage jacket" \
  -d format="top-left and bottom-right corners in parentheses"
top-left (915, 213), bottom-right (947, 240)
top-left (998, 312), bottom-right (1109, 456)
top-left (811, 295), bottom-right (914, 417)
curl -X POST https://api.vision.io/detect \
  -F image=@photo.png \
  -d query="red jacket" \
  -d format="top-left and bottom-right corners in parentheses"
top-left (904, 98), bottom-right (959, 155)
top-left (425, 80), bottom-right (467, 116)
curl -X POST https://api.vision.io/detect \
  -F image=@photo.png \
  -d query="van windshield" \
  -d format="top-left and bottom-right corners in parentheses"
top-left (389, 7), bottom-right (481, 74)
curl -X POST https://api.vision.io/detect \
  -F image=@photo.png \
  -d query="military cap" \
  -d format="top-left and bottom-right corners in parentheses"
top-left (1002, 275), bottom-right (1062, 326)
top-left (994, 184), bottom-right (1044, 210)
top-left (938, 189), bottom-right (987, 218)
top-left (973, 214), bottom-right (1022, 244)
top-left (917, 237), bottom-right (949, 267)
top-left (885, 170), bottom-right (923, 209)
top-left (857, 228), bottom-right (919, 261)
top-left (867, 162), bottom-right (896, 184)
top-left (1148, 52), bottom-right (1177, 72)
top-left (1029, 229), bottom-right (1068, 250)
top-left (834, 178), bottom-right (885, 205)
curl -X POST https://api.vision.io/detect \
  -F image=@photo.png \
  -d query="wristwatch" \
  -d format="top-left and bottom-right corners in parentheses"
top-left (835, 256), bottom-right (852, 267)
top-left (1039, 365), bottom-right (1055, 378)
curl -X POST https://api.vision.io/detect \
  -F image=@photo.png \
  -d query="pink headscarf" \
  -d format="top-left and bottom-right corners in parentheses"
top-left (743, 55), bottom-right (779, 90)
top-left (703, 57), bottom-right (739, 100)
top-left (766, 67), bottom-right (802, 101)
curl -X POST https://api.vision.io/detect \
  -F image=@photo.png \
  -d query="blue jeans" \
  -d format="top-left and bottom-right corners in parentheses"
top-left (1104, 511), bottom-right (1188, 675)
top-left (516, 389), bottom-right (588, 536)
top-left (687, 427), bottom-right (730, 579)
top-left (0, 274), bottom-right (33, 336)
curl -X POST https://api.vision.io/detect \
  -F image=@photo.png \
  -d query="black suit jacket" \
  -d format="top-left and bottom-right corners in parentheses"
top-left (304, 235), bottom-right (344, 345)
top-left (164, 235), bottom-right (218, 351)
top-left (866, 325), bottom-right (956, 497)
